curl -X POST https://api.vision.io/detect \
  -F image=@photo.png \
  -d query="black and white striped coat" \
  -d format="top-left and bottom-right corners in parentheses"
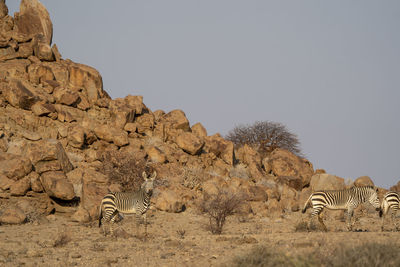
top-left (379, 191), bottom-right (400, 231)
top-left (98, 171), bottom-right (157, 236)
top-left (302, 186), bottom-right (380, 231)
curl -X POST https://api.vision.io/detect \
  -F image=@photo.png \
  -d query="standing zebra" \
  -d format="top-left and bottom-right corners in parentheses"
top-left (99, 171), bottom-right (157, 236)
top-left (302, 186), bottom-right (380, 231)
top-left (379, 191), bottom-right (400, 231)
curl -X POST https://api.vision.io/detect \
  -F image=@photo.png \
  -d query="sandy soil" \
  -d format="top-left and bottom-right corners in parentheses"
top-left (1, 207), bottom-right (400, 267)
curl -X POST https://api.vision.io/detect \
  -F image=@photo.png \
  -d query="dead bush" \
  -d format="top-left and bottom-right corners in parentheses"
top-left (199, 188), bottom-right (245, 234)
top-left (98, 150), bottom-right (154, 192)
top-left (226, 121), bottom-right (302, 158)
top-left (53, 232), bottom-right (71, 248)
top-left (294, 220), bottom-right (318, 232)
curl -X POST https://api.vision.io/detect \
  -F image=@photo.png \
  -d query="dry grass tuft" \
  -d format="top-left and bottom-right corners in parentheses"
top-left (53, 232), bottom-right (72, 248)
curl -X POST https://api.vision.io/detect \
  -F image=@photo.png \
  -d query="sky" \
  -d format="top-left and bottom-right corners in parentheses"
top-left (7, 1), bottom-right (400, 188)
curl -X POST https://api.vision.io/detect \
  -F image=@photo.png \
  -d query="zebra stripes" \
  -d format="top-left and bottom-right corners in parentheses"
top-left (302, 186), bottom-right (380, 231)
top-left (99, 171), bottom-right (157, 236)
top-left (380, 191), bottom-right (400, 231)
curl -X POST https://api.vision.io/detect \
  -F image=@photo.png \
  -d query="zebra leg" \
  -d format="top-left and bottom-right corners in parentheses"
top-left (391, 210), bottom-right (399, 231)
top-left (135, 213), bottom-right (141, 237)
top-left (110, 212), bottom-right (118, 236)
top-left (317, 212), bottom-right (328, 232)
top-left (346, 209), bottom-right (354, 231)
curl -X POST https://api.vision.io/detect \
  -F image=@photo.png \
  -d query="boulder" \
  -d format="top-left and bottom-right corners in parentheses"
top-left (0, 153), bottom-right (32, 180)
top-left (175, 132), bottom-right (204, 155)
top-left (153, 188), bottom-right (185, 213)
top-left (275, 176), bottom-right (303, 191)
top-left (26, 139), bottom-right (73, 173)
top-left (0, 206), bottom-right (26, 224)
top-left (68, 125), bottom-right (85, 148)
top-left (40, 171), bottom-right (75, 200)
top-left (71, 207), bottom-right (90, 223)
top-left (309, 173), bottom-right (345, 191)
top-left (136, 113), bottom-right (155, 134)
top-left (146, 146), bottom-right (166, 163)
top-left (0, 0), bottom-right (7, 19)
top-left (53, 87), bottom-right (80, 106)
top-left (93, 124), bottom-right (128, 147)
top-left (29, 171), bottom-right (43, 192)
top-left (235, 144), bottom-right (264, 180)
top-left (12, 0), bottom-right (53, 44)
top-left (81, 182), bottom-right (109, 219)
top-left (191, 122), bottom-right (207, 138)
top-left (390, 181), bottom-right (400, 192)
top-left (160, 109), bottom-right (190, 131)
top-left (204, 134), bottom-right (234, 165)
top-left (10, 177), bottom-right (31, 196)
top-left (354, 176), bottom-right (374, 187)
top-left (31, 102), bottom-right (55, 116)
top-left (3, 79), bottom-right (38, 110)
top-left (0, 174), bottom-right (13, 190)
top-left (269, 149), bottom-right (314, 187)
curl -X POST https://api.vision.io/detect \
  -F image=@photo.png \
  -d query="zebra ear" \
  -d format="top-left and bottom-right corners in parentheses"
top-left (150, 171), bottom-right (157, 180)
top-left (142, 171), bottom-right (148, 180)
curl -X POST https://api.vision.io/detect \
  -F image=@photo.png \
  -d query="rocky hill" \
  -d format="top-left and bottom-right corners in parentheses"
top-left (0, 0), bottom-right (395, 226)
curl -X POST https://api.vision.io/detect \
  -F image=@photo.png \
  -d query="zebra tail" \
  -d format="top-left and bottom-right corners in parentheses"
top-left (302, 194), bottom-right (313, 213)
top-left (379, 199), bottom-right (388, 218)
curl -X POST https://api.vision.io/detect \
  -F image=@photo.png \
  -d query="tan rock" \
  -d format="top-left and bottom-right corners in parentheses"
top-left (68, 125), bottom-right (85, 148)
top-left (0, 174), bottom-right (13, 190)
top-left (0, 0), bottom-right (8, 19)
top-left (29, 171), bottom-right (43, 192)
top-left (124, 122), bottom-right (137, 133)
top-left (153, 188), bottom-right (185, 213)
top-left (235, 144), bottom-right (264, 180)
top-left (153, 110), bottom-right (165, 121)
top-left (26, 139), bottom-right (73, 173)
top-left (34, 160), bottom-right (62, 174)
top-left (160, 109), bottom-right (190, 131)
top-left (269, 149), bottom-right (314, 187)
top-left (146, 146), bottom-right (166, 163)
top-left (31, 102), bottom-right (55, 116)
top-left (275, 176), bottom-right (303, 191)
top-left (71, 207), bottom-right (90, 223)
top-left (10, 176), bottom-right (31, 196)
top-left (0, 153), bottom-right (32, 180)
top-left (53, 87), bottom-right (80, 106)
top-left (82, 182), bottom-right (109, 219)
top-left (176, 132), bottom-right (204, 155)
top-left (54, 104), bottom-right (84, 122)
top-left (3, 79), bottom-right (38, 110)
top-left (0, 206), bottom-right (26, 224)
top-left (354, 176), bottom-right (374, 187)
top-left (0, 60), bottom-right (29, 81)
top-left (136, 113), bottom-right (155, 134)
top-left (13, 0), bottom-right (53, 44)
top-left (310, 173), bottom-right (345, 191)
top-left (32, 34), bottom-right (54, 61)
top-left (191, 123), bottom-right (207, 138)
top-left (93, 124), bottom-right (128, 146)
top-left (40, 171), bottom-right (75, 200)
top-left (204, 134), bottom-right (234, 165)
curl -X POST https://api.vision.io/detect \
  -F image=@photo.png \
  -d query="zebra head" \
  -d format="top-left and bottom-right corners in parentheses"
top-left (141, 171), bottom-right (157, 196)
top-left (367, 186), bottom-right (380, 211)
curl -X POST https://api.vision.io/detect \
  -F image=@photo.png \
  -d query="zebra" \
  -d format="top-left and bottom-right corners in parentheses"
top-left (98, 170), bottom-right (157, 236)
top-left (302, 186), bottom-right (380, 231)
top-left (379, 191), bottom-right (400, 231)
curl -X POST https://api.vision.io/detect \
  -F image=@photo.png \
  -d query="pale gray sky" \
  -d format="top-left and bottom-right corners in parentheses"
top-left (8, 1), bottom-right (400, 188)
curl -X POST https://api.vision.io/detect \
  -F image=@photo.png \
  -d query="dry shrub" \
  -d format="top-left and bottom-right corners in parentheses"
top-left (226, 121), bottom-right (302, 158)
top-left (294, 220), bottom-right (318, 232)
top-left (229, 163), bottom-right (250, 179)
top-left (199, 188), bottom-right (245, 234)
top-left (53, 232), bottom-right (71, 248)
top-left (98, 150), bottom-right (153, 191)
top-left (182, 166), bottom-right (204, 190)
top-left (326, 243), bottom-right (400, 267)
top-left (230, 243), bottom-right (400, 267)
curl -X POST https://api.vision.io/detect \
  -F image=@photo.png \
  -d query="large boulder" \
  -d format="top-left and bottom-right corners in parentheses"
top-left (12, 0), bottom-right (53, 44)
top-left (175, 132), bottom-right (204, 155)
top-left (204, 134), bottom-right (234, 165)
top-left (191, 122), bottom-right (207, 138)
top-left (10, 176), bottom-right (31, 196)
top-left (160, 109), bottom-right (190, 131)
top-left (26, 139), bottom-right (73, 173)
top-left (309, 173), bottom-right (345, 191)
top-left (235, 144), bottom-right (264, 180)
top-left (0, 206), bottom-right (26, 224)
top-left (268, 149), bottom-right (314, 187)
top-left (81, 182), bottom-right (109, 219)
top-left (0, 153), bottom-right (32, 180)
top-left (3, 79), bottom-right (38, 110)
top-left (354, 176), bottom-right (374, 187)
top-left (153, 188), bottom-right (185, 213)
top-left (40, 171), bottom-right (75, 200)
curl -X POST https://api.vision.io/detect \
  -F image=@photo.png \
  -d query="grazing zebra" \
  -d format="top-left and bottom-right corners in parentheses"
top-left (98, 171), bottom-right (157, 236)
top-left (302, 186), bottom-right (380, 231)
top-left (379, 191), bottom-right (400, 231)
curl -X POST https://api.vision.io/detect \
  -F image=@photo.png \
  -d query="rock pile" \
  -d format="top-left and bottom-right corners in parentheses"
top-left (1, 0), bottom-right (393, 225)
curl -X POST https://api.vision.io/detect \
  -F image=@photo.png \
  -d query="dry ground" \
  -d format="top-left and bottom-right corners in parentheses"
top-left (1, 207), bottom-right (400, 267)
